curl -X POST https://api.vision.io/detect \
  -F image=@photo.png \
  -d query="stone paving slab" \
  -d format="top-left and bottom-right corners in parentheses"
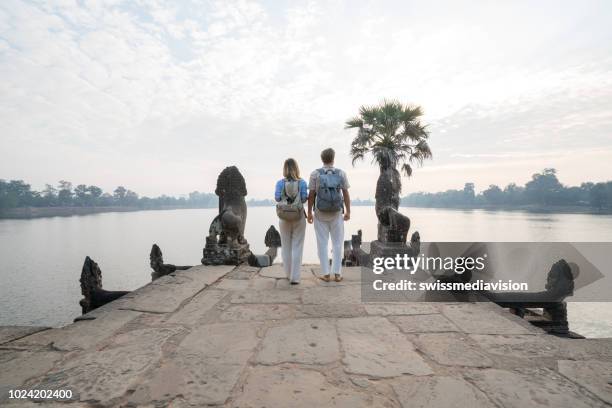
top-left (130, 322), bottom-right (260, 406)
top-left (230, 288), bottom-right (301, 304)
top-left (33, 327), bottom-right (181, 406)
top-left (302, 285), bottom-right (362, 304)
top-left (390, 314), bottom-right (460, 333)
top-left (219, 304), bottom-right (296, 322)
top-left (337, 316), bottom-right (433, 378)
top-left (248, 276), bottom-right (277, 289)
top-left (0, 349), bottom-right (64, 403)
top-left (391, 375), bottom-right (495, 408)
top-left (256, 318), bottom-right (339, 365)
top-left (258, 263), bottom-right (288, 279)
top-left (0, 326), bottom-right (50, 345)
top-left (231, 366), bottom-right (393, 407)
top-left (215, 278), bottom-right (251, 291)
top-left (364, 303), bottom-right (440, 316)
top-left (469, 334), bottom-right (560, 359)
top-left (413, 333), bottom-right (493, 367)
top-left (464, 367), bottom-right (607, 408)
top-left (297, 303), bottom-right (367, 318)
top-left (10, 309), bottom-right (142, 351)
top-left (442, 303), bottom-right (536, 334)
top-left (558, 360), bottom-right (612, 404)
top-left (165, 288), bottom-right (227, 326)
top-left (117, 265), bottom-right (234, 313)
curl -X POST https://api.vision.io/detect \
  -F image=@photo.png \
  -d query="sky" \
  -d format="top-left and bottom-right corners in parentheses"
top-left (1, 0), bottom-right (611, 200)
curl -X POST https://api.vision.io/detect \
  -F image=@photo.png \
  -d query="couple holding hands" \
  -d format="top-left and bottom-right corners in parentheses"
top-left (274, 148), bottom-right (351, 285)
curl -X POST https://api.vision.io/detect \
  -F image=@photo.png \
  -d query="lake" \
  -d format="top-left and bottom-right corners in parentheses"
top-left (1, 206), bottom-right (611, 337)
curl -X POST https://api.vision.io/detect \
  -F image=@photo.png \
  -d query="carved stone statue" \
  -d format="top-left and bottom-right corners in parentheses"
top-left (369, 165), bottom-right (420, 262)
top-left (150, 244), bottom-right (191, 281)
top-left (375, 167), bottom-right (403, 242)
top-left (483, 259), bottom-right (575, 336)
top-left (202, 166), bottom-right (251, 265)
top-left (248, 225), bottom-right (282, 267)
top-left (343, 230), bottom-right (363, 266)
top-left (79, 256), bottom-right (129, 314)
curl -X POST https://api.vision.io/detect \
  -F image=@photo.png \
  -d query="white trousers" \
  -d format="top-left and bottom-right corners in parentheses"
top-left (314, 212), bottom-right (344, 276)
top-left (279, 217), bottom-right (307, 282)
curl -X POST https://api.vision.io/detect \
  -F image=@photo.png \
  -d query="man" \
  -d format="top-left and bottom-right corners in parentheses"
top-left (307, 148), bottom-right (351, 282)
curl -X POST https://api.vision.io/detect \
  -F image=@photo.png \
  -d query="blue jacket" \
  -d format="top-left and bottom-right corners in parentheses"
top-left (275, 178), bottom-right (308, 202)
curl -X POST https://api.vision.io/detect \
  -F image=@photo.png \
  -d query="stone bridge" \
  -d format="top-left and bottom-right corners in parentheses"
top-left (1, 264), bottom-right (611, 407)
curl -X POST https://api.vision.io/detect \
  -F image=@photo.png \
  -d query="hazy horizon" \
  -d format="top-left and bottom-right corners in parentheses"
top-left (1, 0), bottom-right (611, 200)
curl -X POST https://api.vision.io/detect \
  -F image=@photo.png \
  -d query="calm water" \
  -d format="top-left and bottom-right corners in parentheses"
top-left (1, 207), bottom-right (611, 337)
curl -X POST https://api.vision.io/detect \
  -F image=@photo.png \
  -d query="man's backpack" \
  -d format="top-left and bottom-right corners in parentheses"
top-left (276, 180), bottom-right (304, 221)
top-left (316, 168), bottom-right (344, 212)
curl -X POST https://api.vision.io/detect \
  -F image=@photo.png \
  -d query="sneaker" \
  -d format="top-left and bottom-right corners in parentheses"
top-left (334, 274), bottom-right (343, 282)
top-left (319, 275), bottom-right (331, 282)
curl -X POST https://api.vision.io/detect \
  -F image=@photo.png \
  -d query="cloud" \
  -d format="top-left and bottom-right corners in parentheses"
top-left (1, 0), bottom-right (611, 198)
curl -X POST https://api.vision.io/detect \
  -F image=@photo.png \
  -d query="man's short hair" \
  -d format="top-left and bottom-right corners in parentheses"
top-left (321, 148), bottom-right (335, 164)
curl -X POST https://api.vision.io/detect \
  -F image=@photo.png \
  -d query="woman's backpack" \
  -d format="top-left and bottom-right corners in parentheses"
top-left (276, 179), bottom-right (304, 221)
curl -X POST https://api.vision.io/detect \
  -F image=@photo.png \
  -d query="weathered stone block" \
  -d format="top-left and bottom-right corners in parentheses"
top-left (257, 319), bottom-right (339, 365)
top-left (11, 309), bottom-right (142, 351)
top-left (131, 323), bottom-right (259, 406)
top-left (337, 317), bottom-right (432, 377)
top-left (231, 366), bottom-right (392, 408)
top-left (558, 360), bottom-right (612, 404)
top-left (117, 265), bottom-right (233, 313)
top-left (231, 289), bottom-right (301, 304)
top-left (391, 376), bottom-right (495, 408)
top-left (220, 304), bottom-right (295, 322)
top-left (442, 304), bottom-right (535, 334)
top-left (391, 314), bottom-right (459, 333)
top-left (415, 333), bottom-right (493, 367)
top-left (465, 368), bottom-right (606, 408)
top-left (166, 288), bottom-right (227, 326)
top-left (364, 303), bottom-right (439, 316)
top-left (0, 326), bottom-right (50, 345)
top-left (33, 327), bottom-right (179, 406)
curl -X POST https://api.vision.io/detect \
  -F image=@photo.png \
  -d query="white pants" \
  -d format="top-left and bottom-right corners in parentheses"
top-left (279, 217), bottom-right (306, 282)
top-left (314, 211), bottom-right (344, 276)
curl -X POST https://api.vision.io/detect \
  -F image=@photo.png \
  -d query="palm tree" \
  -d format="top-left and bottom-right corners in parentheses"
top-left (345, 99), bottom-right (432, 177)
top-left (346, 100), bottom-right (432, 233)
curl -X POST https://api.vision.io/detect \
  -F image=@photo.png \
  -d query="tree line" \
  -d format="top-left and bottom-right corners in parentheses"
top-left (402, 169), bottom-right (612, 210)
top-left (2, 168), bottom-right (610, 211)
top-left (0, 180), bottom-right (218, 209)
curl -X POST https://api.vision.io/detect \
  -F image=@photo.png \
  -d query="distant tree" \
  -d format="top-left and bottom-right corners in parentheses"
top-left (57, 180), bottom-right (73, 206)
top-left (113, 186), bottom-right (127, 203)
top-left (125, 190), bottom-right (139, 206)
top-left (524, 168), bottom-right (562, 205)
top-left (74, 184), bottom-right (88, 206)
top-left (41, 184), bottom-right (58, 206)
top-left (590, 183), bottom-right (610, 209)
top-left (503, 183), bottom-right (524, 205)
top-left (482, 184), bottom-right (504, 205)
top-left (463, 183), bottom-right (475, 204)
top-left (87, 186), bottom-right (103, 206)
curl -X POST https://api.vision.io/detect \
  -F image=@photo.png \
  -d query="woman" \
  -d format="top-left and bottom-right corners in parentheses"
top-left (274, 158), bottom-right (308, 284)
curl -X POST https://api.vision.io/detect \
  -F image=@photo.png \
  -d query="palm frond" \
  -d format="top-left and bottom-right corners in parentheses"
top-left (345, 99), bottom-right (432, 175)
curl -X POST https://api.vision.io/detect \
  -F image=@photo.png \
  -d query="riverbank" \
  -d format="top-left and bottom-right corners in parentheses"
top-left (402, 204), bottom-right (612, 216)
top-left (0, 206), bottom-right (211, 219)
top-left (1, 263), bottom-right (611, 407)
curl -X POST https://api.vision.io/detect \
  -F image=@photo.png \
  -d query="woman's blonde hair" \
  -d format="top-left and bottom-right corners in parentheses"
top-left (283, 158), bottom-right (301, 180)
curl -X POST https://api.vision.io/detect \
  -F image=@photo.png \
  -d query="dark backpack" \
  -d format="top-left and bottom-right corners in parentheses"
top-left (316, 168), bottom-right (343, 212)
